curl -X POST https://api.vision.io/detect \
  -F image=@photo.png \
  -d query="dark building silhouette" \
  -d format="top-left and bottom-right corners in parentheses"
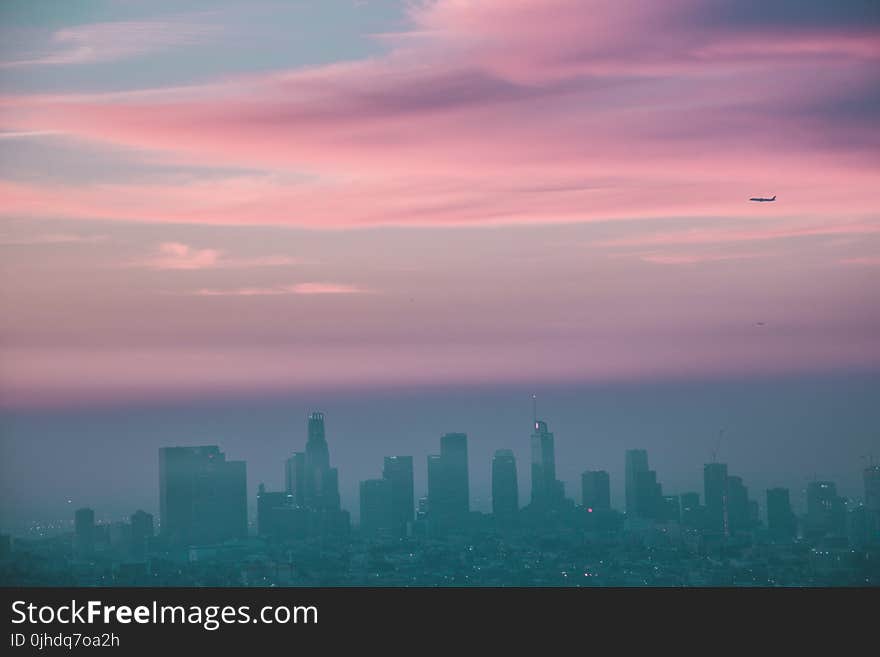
top-left (492, 449), bottom-right (519, 526)
top-left (303, 412), bottom-right (341, 511)
top-left (704, 462), bottom-right (729, 535)
top-left (581, 470), bottom-right (610, 511)
top-left (662, 495), bottom-right (681, 523)
top-left (73, 507), bottom-right (95, 558)
top-left (158, 446), bottom-right (247, 546)
top-left (805, 481), bottom-right (846, 538)
top-left (285, 452), bottom-right (306, 503)
top-left (625, 449), bottom-right (649, 516)
top-left (383, 456), bottom-right (414, 537)
top-left (766, 487), bottom-right (796, 538)
top-left (632, 468), bottom-right (664, 520)
top-left (726, 475), bottom-right (751, 534)
top-left (680, 491), bottom-right (704, 528)
top-left (360, 478), bottom-right (393, 537)
top-left (865, 465), bottom-right (880, 544)
top-left (427, 433), bottom-right (470, 533)
top-left (129, 509), bottom-right (153, 560)
top-left (531, 420), bottom-right (563, 509)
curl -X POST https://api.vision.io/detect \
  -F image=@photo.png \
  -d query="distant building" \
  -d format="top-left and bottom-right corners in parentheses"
top-left (360, 478), bottom-right (393, 537)
top-left (805, 481), bottom-right (846, 538)
top-left (74, 507), bottom-right (95, 558)
top-left (158, 446), bottom-right (247, 546)
top-left (766, 488), bottom-right (796, 538)
top-left (284, 452), bottom-right (306, 504)
top-left (427, 433), bottom-right (470, 533)
top-left (726, 475), bottom-right (751, 534)
top-left (531, 420), bottom-right (563, 509)
top-left (492, 449), bottom-right (519, 526)
top-left (304, 412), bottom-right (341, 511)
top-left (581, 470), bottom-right (610, 511)
top-left (865, 465), bottom-right (880, 544)
top-left (662, 495), bottom-right (681, 524)
top-left (625, 450), bottom-right (649, 516)
top-left (383, 456), bottom-right (415, 537)
top-left (680, 492), bottom-right (704, 529)
top-left (129, 509), bottom-right (153, 559)
top-left (704, 462), bottom-right (729, 535)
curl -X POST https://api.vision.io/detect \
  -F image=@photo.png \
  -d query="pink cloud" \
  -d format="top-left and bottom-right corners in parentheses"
top-left (0, 0), bottom-right (876, 232)
top-left (192, 282), bottom-right (366, 296)
top-left (131, 241), bottom-right (297, 270)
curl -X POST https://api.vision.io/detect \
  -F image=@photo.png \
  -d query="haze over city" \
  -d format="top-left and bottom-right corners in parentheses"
top-left (1, 1), bottom-right (878, 543)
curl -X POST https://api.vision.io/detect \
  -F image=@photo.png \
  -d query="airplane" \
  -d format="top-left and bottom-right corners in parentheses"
top-left (749, 194), bottom-right (776, 202)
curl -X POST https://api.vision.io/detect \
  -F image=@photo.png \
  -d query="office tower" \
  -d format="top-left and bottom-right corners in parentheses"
top-left (865, 465), bottom-right (880, 544)
top-left (159, 446), bottom-right (247, 546)
top-left (74, 507), bottom-right (95, 558)
top-left (704, 462), bottom-right (729, 535)
top-left (581, 470), bottom-right (611, 511)
top-left (625, 449), bottom-right (649, 516)
top-left (383, 456), bottom-right (415, 537)
top-left (726, 475), bottom-right (751, 534)
top-left (304, 412), bottom-right (332, 507)
top-left (663, 495), bottom-right (681, 523)
top-left (766, 487), bottom-right (796, 538)
top-left (492, 449), bottom-right (519, 526)
top-left (129, 510), bottom-right (153, 559)
top-left (257, 484), bottom-right (308, 539)
top-left (427, 433), bottom-right (470, 532)
top-left (285, 452), bottom-right (306, 504)
top-left (360, 478), bottom-right (393, 537)
top-left (680, 491), bottom-right (702, 528)
top-left (633, 468), bottom-right (664, 519)
top-left (531, 420), bottom-right (563, 509)
top-left (806, 481), bottom-right (846, 538)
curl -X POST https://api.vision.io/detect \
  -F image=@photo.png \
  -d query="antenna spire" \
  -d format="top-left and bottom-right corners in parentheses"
top-left (532, 394), bottom-right (537, 424)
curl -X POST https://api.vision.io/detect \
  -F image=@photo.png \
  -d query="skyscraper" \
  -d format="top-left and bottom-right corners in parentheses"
top-left (383, 456), bottom-right (414, 537)
top-left (766, 487), bottom-right (796, 538)
top-left (285, 452), bottom-right (306, 504)
top-left (427, 433), bottom-right (470, 532)
top-left (492, 449), bottom-right (519, 526)
top-left (704, 462), bottom-right (729, 535)
top-left (531, 420), bottom-right (563, 509)
top-left (74, 507), bottom-right (95, 559)
top-left (304, 412), bottom-right (338, 510)
top-left (129, 509), bottom-right (153, 560)
top-left (726, 475), bottom-right (751, 535)
top-left (806, 481), bottom-right (846, 538)
top-left (158, 446), bottom-right (247, 546)
top-left (360, 478), bottom-right (393, 537)
top-left (581, 470), bottom-right (611, 511)
top-left (625, 449), bottom-right (649, 516)
top-left (865, 465), bottom-right (880, 544)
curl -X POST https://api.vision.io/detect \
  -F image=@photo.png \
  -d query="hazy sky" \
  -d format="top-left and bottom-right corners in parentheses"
top-left (0, 2), bottom-right (878, 531)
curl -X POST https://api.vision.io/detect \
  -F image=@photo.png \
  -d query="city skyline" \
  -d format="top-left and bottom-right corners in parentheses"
top-left (4, 397), bottom-right (877, 538)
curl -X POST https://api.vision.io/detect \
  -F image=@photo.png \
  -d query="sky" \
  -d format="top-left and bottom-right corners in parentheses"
top-left (0, 1), bottom-right (878, 531)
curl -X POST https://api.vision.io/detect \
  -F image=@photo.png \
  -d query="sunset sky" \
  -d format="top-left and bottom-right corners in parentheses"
top-left (1, 0), bottom-right (879, 408)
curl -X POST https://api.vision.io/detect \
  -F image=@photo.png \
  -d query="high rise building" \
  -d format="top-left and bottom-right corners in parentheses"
top-left (492, 449), bottom-right (519, 526)
top-left (360, 478), bottom-right (393, 537)
top-left (662, 495), bottom-right (681, 523)
top-left (158, 446), bottom-right (247, 546)
top-left (633, 468), bottom-right (664, 519)
top-left (129, 510), bottom-right (153, 560)
top-left (74, 507), bottom-right (95, 558)
top-left (806, 481), bottom-right (846, 538)
top-left (581, 470), bottom-right (611, 511)
top-left (766, 487), bottom-right (796, 538)
top-left (531, 420), bottom-right (563, 509)
top-left (304, 412), bottom-right (339, 511)
top-left (427, 433), bottom-right (470, 532)
top-left (285, 452), bottom-right (306, 504)
top-left (680, 491), bottom-right (703, 528)
top-left (704, 462), bottom-right (729, 535)
top-left (727, 475), bottom-right (751, 534)
top-left (383, 456), bottom-right (414, 537)
top-left (625, 449), bottom-right (649, 516)
top-left (865, 465), bottom-right (880, 544)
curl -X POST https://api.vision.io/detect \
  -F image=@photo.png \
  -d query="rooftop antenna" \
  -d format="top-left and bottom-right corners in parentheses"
top-left (711, 428), bottom-right (725, 463)
top-left (532, 394), bottom-right (537, 425)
